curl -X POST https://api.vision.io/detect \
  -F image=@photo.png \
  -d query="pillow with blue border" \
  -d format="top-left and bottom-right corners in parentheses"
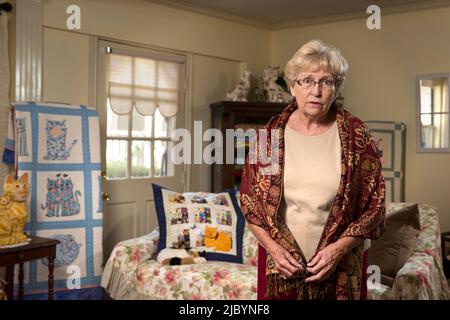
top-left (152, 183), bottom-right (245, 263)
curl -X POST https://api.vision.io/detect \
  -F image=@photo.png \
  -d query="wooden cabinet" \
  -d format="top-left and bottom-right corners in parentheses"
top-left (210, 101), bottom-right (287, 193)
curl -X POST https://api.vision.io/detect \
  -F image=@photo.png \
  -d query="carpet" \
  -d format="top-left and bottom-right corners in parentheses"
top-left (23, 286), bottom-right (109, 300)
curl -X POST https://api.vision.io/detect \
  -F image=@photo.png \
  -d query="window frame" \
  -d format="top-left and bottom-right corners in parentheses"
top-left (416, 73), bottom-right (450, 153)
top-left (106, 109), bottom-right (173, 180)
top-left (103, 42), bottom-right (185, 179)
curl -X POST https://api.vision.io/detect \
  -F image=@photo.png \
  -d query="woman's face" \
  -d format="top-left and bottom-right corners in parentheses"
top-left (290, 67), bottom-right (337, 120)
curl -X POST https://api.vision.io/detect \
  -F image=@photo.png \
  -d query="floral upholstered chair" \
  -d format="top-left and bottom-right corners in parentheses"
top-left (368, 204), bottom-right (450, 300)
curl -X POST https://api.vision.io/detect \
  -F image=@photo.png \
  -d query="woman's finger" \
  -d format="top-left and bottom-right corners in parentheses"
top-left (285, 252), bottom-right (302, 269)
top-left (283, 258), bottom-right (299, 273)
top-left (280, 257), bottom-right (299, 274)
top-left (278, 265), bottom-right (293, 278)
top-left (307, 257), bottom-right (326, 274)
top-left (305, 268), bottom-right (327, 283)
top-left (307, 252), bottom-right (321, 267)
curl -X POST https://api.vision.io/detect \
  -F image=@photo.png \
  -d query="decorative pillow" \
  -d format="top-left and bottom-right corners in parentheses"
top-left (151, 184), bottom-right (245, 263)
top-left (368, 202), bottom-right (420, 285)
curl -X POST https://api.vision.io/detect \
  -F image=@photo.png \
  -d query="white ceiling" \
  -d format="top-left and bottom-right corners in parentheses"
top-left (149, 0), bottom-right (450, 28)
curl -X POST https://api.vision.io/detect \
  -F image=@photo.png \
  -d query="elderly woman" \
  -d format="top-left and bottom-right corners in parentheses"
top-left (239, 39), bottom-right (386, 300)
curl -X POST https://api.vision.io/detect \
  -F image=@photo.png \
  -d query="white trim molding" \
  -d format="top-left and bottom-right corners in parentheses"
top-left (15, 0), bottom-right (42, 101)
top-left (147, 0), bottom-right (450, 30)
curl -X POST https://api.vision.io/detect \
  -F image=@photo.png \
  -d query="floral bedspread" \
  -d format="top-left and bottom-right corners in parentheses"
top-left (101, 203), bottom-right (450, 300)
top-left (101, 226), bottom-right (259, 300)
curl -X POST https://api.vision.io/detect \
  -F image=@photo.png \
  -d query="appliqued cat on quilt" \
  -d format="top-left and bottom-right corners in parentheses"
top-left (44, 120), bottom-right (77, 160)
top-left (41, 173), bottom-right (82, 217)
top-left (16, 117), bottom-right (29, 156)
top-left (0, 173), bottom-right (30, 247)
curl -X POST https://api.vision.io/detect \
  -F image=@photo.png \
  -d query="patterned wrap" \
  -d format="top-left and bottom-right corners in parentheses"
top-left (239, 101), bottom-right (386, 300)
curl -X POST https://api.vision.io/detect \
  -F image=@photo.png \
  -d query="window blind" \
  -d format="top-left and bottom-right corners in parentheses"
top-left (107, 52), bottom-right (181, 117)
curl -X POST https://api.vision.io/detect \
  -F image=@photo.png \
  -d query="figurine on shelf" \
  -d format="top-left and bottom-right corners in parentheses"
top-left (225, 70), bottom-right (251, 102)
top-left (251, 86), bottom-right (265, 102)
top-left (262, 66), bottom-right (292, 103)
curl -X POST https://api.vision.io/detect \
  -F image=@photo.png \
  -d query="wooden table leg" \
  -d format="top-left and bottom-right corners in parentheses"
top-left (18, 263), bottom-right (24, 300)
top-left (5, 265), bottom-right (14, 300)
top-left (47, 258), bottom-right (55, 300)
top-left (48, 246), bottom-right (56, 300)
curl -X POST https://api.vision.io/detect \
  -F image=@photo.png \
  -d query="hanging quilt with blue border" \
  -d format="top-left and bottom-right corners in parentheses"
top-left (2, 101), bottom-right (103, 293)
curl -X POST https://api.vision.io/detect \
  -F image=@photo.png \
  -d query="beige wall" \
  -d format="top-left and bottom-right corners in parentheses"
top-left (41, 0), bottom-right (270, 192)
top-left (42, 0), bottom-right (271, 106)
top-left (190, 55), bottom-right (242, 192)
top-left (271, 6), bottom-right (450, 232)
top-left (43, 28), bottom-right (91, 105)
top-left (43, 0), bottom-right (269, 78)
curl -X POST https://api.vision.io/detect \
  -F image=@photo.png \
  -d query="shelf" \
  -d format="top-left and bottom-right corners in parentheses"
top-left (210, 101), bottom-right (287, 193)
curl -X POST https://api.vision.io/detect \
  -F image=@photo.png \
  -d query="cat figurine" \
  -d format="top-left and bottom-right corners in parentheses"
top-left (44, 120), bottom-right (77, 160)
top-left (204, 225), bottom-right (232, 252)
top-left (0, 173), bottom-right (30, 246)
top-left (262, 66), bottom-right (292, 103)
top-left (16, 117), bottom-right (29, 156)
top-left (225, 70), bottom-right (251, 102)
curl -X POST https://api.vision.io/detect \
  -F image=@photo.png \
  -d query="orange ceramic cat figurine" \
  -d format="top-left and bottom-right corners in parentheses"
top-left (204, 225), bottom-right (232, 252)
top-left (0, 173), bottom-right (30, 246)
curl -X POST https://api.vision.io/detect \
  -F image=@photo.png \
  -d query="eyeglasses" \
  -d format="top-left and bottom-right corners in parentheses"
top-left (295, 78), bottom-right (335, 90)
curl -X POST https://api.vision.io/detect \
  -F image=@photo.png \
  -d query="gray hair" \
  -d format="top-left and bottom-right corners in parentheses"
top-left (284, 39), bottom-right (349, 93)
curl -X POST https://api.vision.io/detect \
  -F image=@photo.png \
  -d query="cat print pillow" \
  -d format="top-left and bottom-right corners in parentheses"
top-left (152, 184), bottom-right (245, 263)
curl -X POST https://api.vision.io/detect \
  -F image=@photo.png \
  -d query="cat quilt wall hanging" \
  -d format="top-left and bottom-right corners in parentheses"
top-left (2, 102), bottom-right (103, 293)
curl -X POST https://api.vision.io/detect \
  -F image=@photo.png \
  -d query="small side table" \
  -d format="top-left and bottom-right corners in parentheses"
top-left (0, 236), bottom-right (60, 300)
top-left (441, 232), bottom-right (450, 278)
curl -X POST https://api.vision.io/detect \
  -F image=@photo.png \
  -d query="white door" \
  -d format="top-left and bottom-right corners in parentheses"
top-left (96, 40), bottom-right (188, 260)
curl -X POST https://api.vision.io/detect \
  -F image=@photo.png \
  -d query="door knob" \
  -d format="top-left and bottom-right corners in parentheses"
top-left (102, 192), bottom-right (110, 201)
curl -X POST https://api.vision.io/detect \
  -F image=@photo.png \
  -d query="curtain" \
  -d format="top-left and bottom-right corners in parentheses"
top-left (107, 53), bottom-right (180, 117)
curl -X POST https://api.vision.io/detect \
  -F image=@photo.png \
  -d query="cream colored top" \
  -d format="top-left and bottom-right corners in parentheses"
top-left (281, 120), bottom-right (341, 261)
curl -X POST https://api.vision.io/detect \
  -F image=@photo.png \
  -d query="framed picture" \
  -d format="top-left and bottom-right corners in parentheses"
top-left (366, 121), bottom-right (406, 203)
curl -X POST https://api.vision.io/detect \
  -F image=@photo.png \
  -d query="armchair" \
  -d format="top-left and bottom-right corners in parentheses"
top-left (368, 205), bottom-right (450, 300)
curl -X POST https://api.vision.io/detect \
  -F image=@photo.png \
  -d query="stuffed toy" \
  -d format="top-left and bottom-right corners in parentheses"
top-left (157, 248), bottom-right (207, 265)
top-left (204, 225), bottom-right (232, 252)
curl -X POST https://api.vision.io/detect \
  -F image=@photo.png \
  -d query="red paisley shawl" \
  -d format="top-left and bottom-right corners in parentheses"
top-left (239, 101), bottom-right (386, 300)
